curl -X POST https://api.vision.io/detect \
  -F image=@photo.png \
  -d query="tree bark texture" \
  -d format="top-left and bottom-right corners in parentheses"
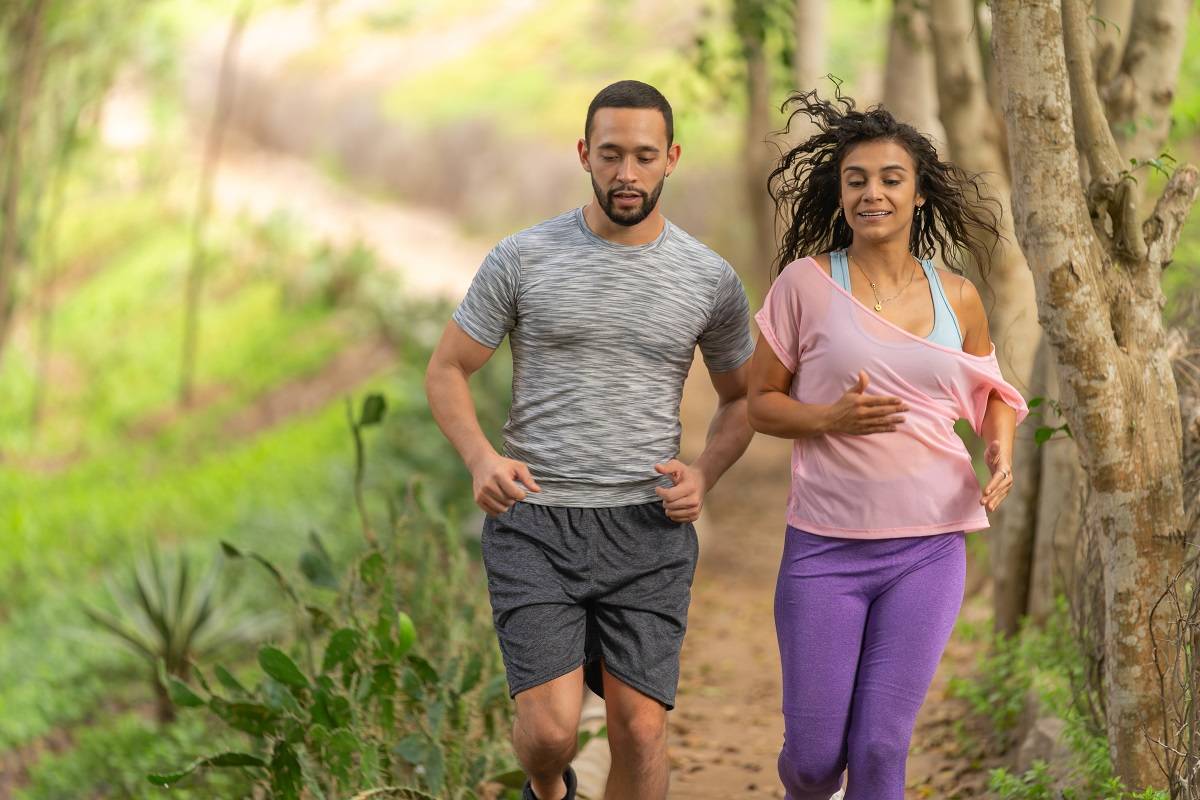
top-left (929, 0), bottom-right (1047, 633)
top-left (0, 0), bottom-right (49, 358)
top-left (993, 0), bottom-right (1195, 787)
top-left (792, 0), bottom-right (826, 94)
top-left (1102, 0), bottom-right (1194, 169)
top-left (741, 27), bottom-right (776, 278)
top-left (180, 0), bottom-right (252, 406)
top-left (883, 0), bottom-right (945, 145)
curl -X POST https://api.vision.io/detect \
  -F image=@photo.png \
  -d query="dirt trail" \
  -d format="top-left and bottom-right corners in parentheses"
top-left (186, 136), bottom-right (994, 798)
top-left (673, 371), bottom-right (993, 799)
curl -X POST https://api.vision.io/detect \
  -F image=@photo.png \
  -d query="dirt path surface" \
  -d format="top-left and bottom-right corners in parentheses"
top-left (672, 371), bottom-right (993, 799)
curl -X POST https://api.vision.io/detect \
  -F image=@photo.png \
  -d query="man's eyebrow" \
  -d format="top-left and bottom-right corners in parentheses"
top-left (596, 143), bottom-right (661, 153)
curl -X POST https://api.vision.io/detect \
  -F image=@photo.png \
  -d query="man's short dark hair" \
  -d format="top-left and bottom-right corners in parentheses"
top-left (585, 80), bottom-right (674, 146)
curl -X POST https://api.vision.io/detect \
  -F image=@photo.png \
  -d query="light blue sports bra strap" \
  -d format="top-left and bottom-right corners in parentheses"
top-left (921, 259), bottom-right (964, 347)
top-left (830, 249), bottom-right (852, 291)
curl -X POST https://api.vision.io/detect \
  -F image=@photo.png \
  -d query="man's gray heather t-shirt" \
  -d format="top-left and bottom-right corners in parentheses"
top-left (453, 207), bottom-right (755, 507)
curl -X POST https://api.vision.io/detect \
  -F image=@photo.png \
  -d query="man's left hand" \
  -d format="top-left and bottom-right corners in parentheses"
top-left (654, 459), bottom-right (707, 523)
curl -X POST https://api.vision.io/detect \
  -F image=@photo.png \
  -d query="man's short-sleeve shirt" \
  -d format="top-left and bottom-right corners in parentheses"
top-left (453, 207), bottom-right (755, 507)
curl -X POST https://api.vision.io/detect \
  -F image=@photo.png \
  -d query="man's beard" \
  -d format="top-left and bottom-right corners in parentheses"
top-left (592, 176), bottom-right (665, 227)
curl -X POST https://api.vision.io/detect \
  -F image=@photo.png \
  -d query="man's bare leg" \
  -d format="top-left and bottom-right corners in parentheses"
top-left (601, 663), bottom-right (669, 800)
top-left (514, 667), bottom-right (584, 799)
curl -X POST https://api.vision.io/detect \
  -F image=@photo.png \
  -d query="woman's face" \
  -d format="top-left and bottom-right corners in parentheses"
top-left (838, 138), bottom-right (923, 246)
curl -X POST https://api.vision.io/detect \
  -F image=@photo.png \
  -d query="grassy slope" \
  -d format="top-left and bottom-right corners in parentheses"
top-left (0, 160), bottom-right (507, 793)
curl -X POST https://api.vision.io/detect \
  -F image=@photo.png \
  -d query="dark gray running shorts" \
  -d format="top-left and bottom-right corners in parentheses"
top-left (480, 500), bottom-right (699, 709)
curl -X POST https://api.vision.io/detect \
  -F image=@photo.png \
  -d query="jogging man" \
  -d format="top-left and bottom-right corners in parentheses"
top-left (425, 80), bottom-right (755, 800)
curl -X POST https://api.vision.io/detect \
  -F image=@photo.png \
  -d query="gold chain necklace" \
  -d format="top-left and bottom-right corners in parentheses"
top-left (848, 252), bottom-right (918, 312)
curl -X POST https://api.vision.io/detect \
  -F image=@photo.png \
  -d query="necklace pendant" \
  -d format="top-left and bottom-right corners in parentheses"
top-left (874, 302), bottom-right (883, 312)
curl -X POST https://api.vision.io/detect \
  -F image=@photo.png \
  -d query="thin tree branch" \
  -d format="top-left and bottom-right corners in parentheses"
top-left (1062, 0), bottom-right (1145, 260)
top-left (1144, 164), bottom-right (1200, 270)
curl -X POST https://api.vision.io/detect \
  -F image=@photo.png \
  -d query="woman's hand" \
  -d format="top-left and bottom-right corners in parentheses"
top-left (981, 440), bottom-right (1013, 513)
top-left (824, 371), bottom-right (908, 435)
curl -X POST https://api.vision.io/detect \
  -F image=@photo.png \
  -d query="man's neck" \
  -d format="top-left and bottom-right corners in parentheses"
top-left (582, 200), bottom-right (666, 246)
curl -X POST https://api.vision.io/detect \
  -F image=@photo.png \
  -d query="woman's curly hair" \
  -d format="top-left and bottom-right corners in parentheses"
top-left (768, 84), bottom-right (1002, 277)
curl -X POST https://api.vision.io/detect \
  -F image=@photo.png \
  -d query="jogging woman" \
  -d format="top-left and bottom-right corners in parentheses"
top-left (747, 89), bottom-right (1029, 800)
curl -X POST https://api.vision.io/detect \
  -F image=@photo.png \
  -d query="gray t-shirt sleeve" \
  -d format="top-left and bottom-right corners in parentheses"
top-left (698, 262), bottom-right (755, 372)
top-left (452, 236), bottom-right (521, 348)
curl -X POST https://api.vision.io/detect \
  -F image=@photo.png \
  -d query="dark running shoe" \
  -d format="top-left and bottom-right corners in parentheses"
top-left (522, 765), bottom-right (578, 800)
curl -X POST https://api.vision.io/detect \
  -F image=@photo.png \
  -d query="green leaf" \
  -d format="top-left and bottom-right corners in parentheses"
top-left (424, 741), bottom-right (446, 794)
top-left (488, 769), bottom-right (528, 789)
top-left (394, 734), bottom-right (428, 765)
top-left (215, 665), bottom-right (248, 696)
top-left (359, 393), bottom-right (388, 427)
top-left (299, 531), bottom-right (339, 590)
top-left (578, 724), bottom-right (607, 751)
top-left (395, 612), bottom-right (416, 658)
top-left (407, 655), bottom-right (438, 686)
top-left (271, 741), bottom-right (303, 800)
top-left (348, 788), bottom-right (438, 800)
top-left (210, 698), bottom-right (280, 736)
top-left (220, 542), bottom-right (301, 606)
top-left (360, 552), bottom-right (386, 589)
top-left (459, 653), bottom-right (482, 695)
top-left (147, 752), bottom-right (267, 786)
top-left (1034, 426), bottom-right (1055, 445)
top-left (323, 628), bottom-right (362, 673)
top-left (1027, 396), bottom-right (1044, 409)
top-left (259, 646), bottom-right (309, 690)
top-left (167, 677), bottom-right (205, 708)
top-left (306, 604), bottom-right (336, 633)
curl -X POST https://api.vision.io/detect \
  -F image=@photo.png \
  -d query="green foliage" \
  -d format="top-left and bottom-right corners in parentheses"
top-left (1026, 396), bottom-right (1072, 444)
top-left (953, 601), bottom-right (1167, 798)
top-left (989, 761), bottom-right (1168, 800)
top-left (16, 712), bottom-right (255, 800)
top-left (83, 543), bottom-right (279, 719)
top-left (152, 395), bottom-right (514, 798)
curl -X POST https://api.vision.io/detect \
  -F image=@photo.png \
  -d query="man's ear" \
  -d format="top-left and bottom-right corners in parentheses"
top-left (578, 138), bottom-right (591, 173)
top-left (664, 142), bottom-right (681, 177)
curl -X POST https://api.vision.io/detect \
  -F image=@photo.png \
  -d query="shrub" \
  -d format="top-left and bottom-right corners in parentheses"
top-left (149, 395), bottom-right (514, 798)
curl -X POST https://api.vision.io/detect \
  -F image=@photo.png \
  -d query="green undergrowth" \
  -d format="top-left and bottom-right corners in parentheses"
top-left (0, 171), bottom-right (511, 797)
top-left (949, 602), bottom-right (1168, 800)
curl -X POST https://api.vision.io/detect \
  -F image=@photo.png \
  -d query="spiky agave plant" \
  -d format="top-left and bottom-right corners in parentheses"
top-left (84, 544), bottom-right (278, 722)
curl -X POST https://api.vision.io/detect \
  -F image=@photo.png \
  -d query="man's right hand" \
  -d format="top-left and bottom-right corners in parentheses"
top-left (823, 371), bottom-right (908, 435)
top-left (470, 452), bottom-right (541, 514)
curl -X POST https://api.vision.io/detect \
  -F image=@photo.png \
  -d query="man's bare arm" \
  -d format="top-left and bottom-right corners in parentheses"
top-left (655, 361), bottom-right (753, 522)
top-left (425, 321), bottom-right (540, 514)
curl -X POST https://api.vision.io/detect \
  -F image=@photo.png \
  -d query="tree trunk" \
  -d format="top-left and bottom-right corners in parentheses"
top-left (883, 0), bottom-right (944, 144)
top-left (180, 1), bottom-right (252, 406)
top-left (792, 0), bottom-right (826, 93)
top-left (741, 28), bottom-right (775, 278)
top-left (783, 0), bottom-right (828, 149)
top-left (993, 0), bottom-right (1195, 788)
top-left (1027, 350), bottom-right (1086, 625)
top-left (0, 0), bottom-right (49, 358)
top-left (1091, 0), bottom-right (1134, 85)
top-left (929, 0), bottom-right (1045, 632)
top-left (1102, 0), bottom-right (1193, 169)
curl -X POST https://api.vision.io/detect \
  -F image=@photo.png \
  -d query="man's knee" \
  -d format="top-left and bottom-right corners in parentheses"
top-left (608, 705), bottom-right (667, 754)
top-left (515, 705), bottom-right (580, 768)
top-left (777, 737), bottom-right (843, 799)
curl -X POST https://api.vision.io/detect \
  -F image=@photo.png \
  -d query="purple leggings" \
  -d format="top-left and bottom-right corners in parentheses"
top-left (775, 527), bottom-right (965, 800)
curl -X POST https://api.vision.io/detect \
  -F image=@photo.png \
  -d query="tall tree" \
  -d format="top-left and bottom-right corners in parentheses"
top-left (992, 0), bottom-right (1197, 788)
top-left (180, 0), bottom-right (253, 406)
top-left (734, 0), bottom-right (777, 279)
top-left (882, 0), bottom-right (944, 143)
top-left (0, 0), bottom-right (50, 357)
top-left (929, 0), bottom-right (1052, 634)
